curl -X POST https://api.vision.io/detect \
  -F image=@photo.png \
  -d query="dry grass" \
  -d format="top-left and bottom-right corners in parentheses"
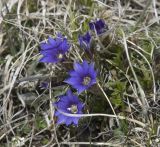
top-left (0, 0), bottom-right (160, 146)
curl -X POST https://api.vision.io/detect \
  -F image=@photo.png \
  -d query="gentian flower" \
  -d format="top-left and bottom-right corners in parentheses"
top-left (39, 33), bottom-right (70, 63)
top-left (40, 81), bottom-right (49, 89)
top-left (78, 32), bottom-right (91, 50)
top-left (89, 19), bottom-right (108, 35)
top-left (64, 60), bottom-right (97, 94)
top-left (54, 90), bottom-right (84, 126)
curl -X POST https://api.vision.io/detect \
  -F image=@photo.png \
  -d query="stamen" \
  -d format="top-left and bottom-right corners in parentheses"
top-left (67, 105), bottom-right (78, 114)
top-left (57, 53), bottom-right (63, 59)
top-left (83, 76), bottom-right (91, 85)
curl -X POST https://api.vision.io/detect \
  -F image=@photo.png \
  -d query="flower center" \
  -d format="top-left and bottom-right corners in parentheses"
top-left (67, 105), bottom-right (78, 114)
top-left (83, 76), bottom-right (91, 85)
top-left (57, 53), bottom-right (63, 59)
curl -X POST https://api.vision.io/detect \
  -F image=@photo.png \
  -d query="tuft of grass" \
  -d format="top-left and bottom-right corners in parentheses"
top-left (0, 0), bottom-right (160, 146)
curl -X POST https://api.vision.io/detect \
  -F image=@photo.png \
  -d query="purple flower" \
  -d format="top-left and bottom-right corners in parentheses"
top-left (64, 60), bottom-right (97, 94)
top-left (54, 90), bottom-right (84, 126)
top-left (89, 19), bottom-right (107, 35)
top-left (40, 82), bottom-right (49, 89)
top-left (78, 32), bottom-right (91, 50)
top-left (39, 33), bottom-right (70, 63)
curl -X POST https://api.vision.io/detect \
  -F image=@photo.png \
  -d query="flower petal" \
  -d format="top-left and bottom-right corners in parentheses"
top-left (54, 90), bottom-right (83, 126)
top-left (89, 19), bottom-right (107, 35)
top-left (65, 118), bottom-right (73, 126)
top-left (56, 114), bottom-right (67, 124)
top-left (65, 61), bottom-right (97, 94)
top-left (78, 32), bottom-right (91, 50)
top-left (48, 37), bottom-right (56, 46)
top-left (82, 60), bottom-right (89, 74)
top-left (74, 62), bottom-right (84, 75)
top-left (76, 85), bottom-right (87, 94)
top-left (72, 117), bottom-right (79, 125)
top-left (40, 43), bottom-right (53, 50)
top-left (39, 33), bottom-right (70, 63)
top-left (39, 55), bottom-right (58, 63)
top-left (64, 77), bottom-right (81, 86)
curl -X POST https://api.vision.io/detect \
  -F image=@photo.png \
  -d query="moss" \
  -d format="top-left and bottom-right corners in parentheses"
top-left (27, 0), bottom-right (38, 12)
top-left (35, 115), bottom-right (47, 130)
top-left (138, 39), bottom-right (153, 54)
top-left (78, 0), bottom-right (93, 7)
